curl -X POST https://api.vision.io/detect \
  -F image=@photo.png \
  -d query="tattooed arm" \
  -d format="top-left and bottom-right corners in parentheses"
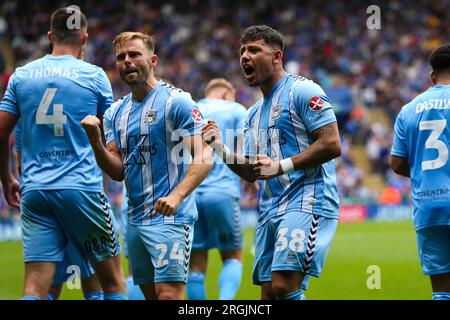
top-left (254, 122), bottom-right (341, 179)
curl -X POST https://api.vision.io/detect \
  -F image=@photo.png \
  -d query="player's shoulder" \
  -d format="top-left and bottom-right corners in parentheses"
top-left (76, 60), bottom-right (108, 78)
top-left (246, 98), bottom-right (264, 121)
top-left (226, 100), bottom-right (247, 110)
top-left (160, 80), bottom-right (189, 97)
top-left (11, 57), bottom-right (45, 77)
top-left (228, 100), bottom-right (248, 117)
top-left (160, 80), bottom-right (195, 106)
top-left (399, 88), bottom-right (435, 116)
top-left (289, 74), bottom-right (325, 97)
top-left (105, 94), bottom-right (131, 118)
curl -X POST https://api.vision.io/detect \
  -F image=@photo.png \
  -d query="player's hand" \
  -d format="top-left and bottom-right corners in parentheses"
top-left (201, 120), bottom-right (223, 151)
top-left (151, 193), bottom-right (183, 217)
top-left (81, 115), bottom-right (102, 142)
top-left (253, 154), bottom-right (282, 180)
top-left (2, 177), bottom-right (21, 208)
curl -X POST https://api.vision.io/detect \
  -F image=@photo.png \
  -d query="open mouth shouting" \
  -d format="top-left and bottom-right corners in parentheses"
top-left (242, 64), bottom-right (255, 82)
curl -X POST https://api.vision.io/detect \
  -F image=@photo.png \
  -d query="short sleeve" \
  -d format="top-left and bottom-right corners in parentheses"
top-left (234, 104), bottom-right (248, 131)
top-left (293, 81), bottom-right (337, 133)
top-left (391, 109), bottom-right (408, 158)
top-left (14, 121), bottom-right (22, 152)
top-left (243, 108), bottom-right (257, 158)
top-left (95, 69), bottom-right (114, 115)
top-left (103, 106), bottom-right (116, 146)
top-left (0, 73), bottom-right (20, 117)
top-left (170, 92), bottom-right (202, 137)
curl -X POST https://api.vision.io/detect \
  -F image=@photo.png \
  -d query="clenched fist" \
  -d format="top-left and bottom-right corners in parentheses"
top-left (81, 115), bottom-right (102, 142)
top-left (152, 193), bottom-right (183, 217)
top-left (201, 120), bottom-right (224, 151)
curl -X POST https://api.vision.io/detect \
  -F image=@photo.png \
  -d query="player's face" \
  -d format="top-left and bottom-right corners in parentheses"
top-left (115, 39), bottom-right (156, 86)
top-left (240, 39), bottom-right (277, 87)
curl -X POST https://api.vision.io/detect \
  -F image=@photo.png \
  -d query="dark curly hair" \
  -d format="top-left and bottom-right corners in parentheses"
top-left (240, 25), bottom-right (284, 51)
top-left (429, 43), bottom-right (450, 76)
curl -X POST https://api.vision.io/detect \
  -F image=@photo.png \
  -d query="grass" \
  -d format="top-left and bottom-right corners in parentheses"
top-left (0, 220), bottom-right (431, 300)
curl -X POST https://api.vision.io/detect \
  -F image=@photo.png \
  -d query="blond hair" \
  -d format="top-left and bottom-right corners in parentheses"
top-left (204, 78), bottom-right (236, 97)
top-left (113, 32), bottom-right (154, 52)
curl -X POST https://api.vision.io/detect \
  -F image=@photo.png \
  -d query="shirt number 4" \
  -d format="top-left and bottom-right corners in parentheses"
top-left (35, 88), bottom-right (67, 137)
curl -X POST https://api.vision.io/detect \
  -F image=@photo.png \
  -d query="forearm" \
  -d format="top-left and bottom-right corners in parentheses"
top-left (217, 144), bottom-right (257, 183)
top-left (226, 157), bottom-right (257, 183)
top-left (291, 139), bottom-right (341, 170)
top-left (171, 156), bottom-right (212, 201)
top-left (391, 156), bottom-right (410, 177)
top-left (89, 138), bottom-right (124, 181)
top-left (0, 138), bottom-right (13, 183)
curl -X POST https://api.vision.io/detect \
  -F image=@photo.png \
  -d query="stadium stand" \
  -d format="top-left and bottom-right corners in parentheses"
top-left (0, 0), bottom-right (448, 238)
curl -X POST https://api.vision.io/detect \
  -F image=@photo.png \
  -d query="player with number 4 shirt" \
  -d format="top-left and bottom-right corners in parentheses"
top-left (0, 7), bottom-right (126, 300)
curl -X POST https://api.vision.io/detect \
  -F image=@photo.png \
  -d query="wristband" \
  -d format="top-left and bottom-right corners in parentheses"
top-left (279, 158), bottom-right (295, 173)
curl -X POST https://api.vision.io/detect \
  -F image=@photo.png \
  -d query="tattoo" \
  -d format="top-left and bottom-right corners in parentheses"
top-left (314, 122), bottom-right (337, 141)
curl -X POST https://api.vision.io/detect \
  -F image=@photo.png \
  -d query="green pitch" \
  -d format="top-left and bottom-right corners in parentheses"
top-left (0, 220), bottom-right (431, 300)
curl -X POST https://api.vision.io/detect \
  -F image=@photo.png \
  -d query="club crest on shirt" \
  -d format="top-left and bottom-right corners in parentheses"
top-left (308, 96), bottom-right (324, 112)
top-left (144, 109), bottom-right (157, 125)
top-left (272, 104), bottom-right (282, 120)
top-left (192, 109), bottom-right (203, 122)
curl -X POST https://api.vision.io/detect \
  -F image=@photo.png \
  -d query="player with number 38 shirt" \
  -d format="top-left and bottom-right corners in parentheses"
top-left (391, 44), bottom-right (450, 300)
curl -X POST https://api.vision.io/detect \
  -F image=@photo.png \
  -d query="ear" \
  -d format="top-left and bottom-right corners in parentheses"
top-left (430, 71), bottom-right (437, 85)
top-left (80, 33), bottom-right (89, 46)
top-left (47, 31), bottom-right (52, 42)
top-left (150, 54), bottom-right (158, 67)
top-left (273, 49), bottom-right (283, 65)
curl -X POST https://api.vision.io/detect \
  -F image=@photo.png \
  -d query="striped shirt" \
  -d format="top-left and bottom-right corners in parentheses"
top-left (104, 80), bottom-right (202, 226)
top-left (244, 73), bottom-right (339, 225)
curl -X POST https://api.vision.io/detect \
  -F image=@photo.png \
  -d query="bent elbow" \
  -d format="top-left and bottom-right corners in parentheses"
top-left (112, 175), bottom-right (124, 182)
top-left (326, 139), bottom-right (341, 160)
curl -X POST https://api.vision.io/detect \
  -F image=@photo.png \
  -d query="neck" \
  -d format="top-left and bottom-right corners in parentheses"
top-left (435, 79), bottom-right (450, 86)
top-left (260, 69), bottom-right (286, 96)
top-left (131, 76), bottom-right (159, 102)
top-left (206, 91), bottom-right (225, 100)
top-left (52, 45), bottom-right (81, 58)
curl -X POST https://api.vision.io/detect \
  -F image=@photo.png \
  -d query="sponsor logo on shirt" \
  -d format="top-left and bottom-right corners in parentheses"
top-left (192, 109), bottom-right (202, 122)
top-left (308, 96), bottom-right (324, 112)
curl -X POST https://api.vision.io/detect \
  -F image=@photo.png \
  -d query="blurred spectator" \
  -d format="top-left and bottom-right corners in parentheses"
top-left (379, 186), bottom-right (402, 205)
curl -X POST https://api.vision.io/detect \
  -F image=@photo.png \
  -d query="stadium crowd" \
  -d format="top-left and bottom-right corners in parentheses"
top-left (0, 0), bottom-right (448, 234)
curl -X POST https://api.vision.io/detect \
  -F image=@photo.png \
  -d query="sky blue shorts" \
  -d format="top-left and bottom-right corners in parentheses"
top-left (193, 192), bottom-right (243, 251)
top-left (252, 210), bottom-right (338, 285)
top-left (52, 242), bottom-right (95, 285)
top-left (416, 225), bottom-right (450, 275)
top-left (127, 223), bottom-right (193, 284)
top-left (21, 190), bottom-right (121, 264)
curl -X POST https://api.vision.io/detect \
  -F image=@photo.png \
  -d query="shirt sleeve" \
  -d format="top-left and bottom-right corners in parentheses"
top-left (243, 108), bottom-right (257, 158)
top-left (0, 72), bottom-right (20, 117)
top-left (391, 109), bottom-right (408, 158)
top-left (234, 104), bottom-right (247, 154)
top-left (235, 104), bottom-right (247, 131)
top-left (14, 121), bottom-right (22, 153)
top-left (103, 106), bottom-right (116, 146)
top-left (293, 80), bottom-right (337, 133)
top-left (170, 92), bottom-right (203, 137)
top-left (95, 69), bottom-right (114, 115)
